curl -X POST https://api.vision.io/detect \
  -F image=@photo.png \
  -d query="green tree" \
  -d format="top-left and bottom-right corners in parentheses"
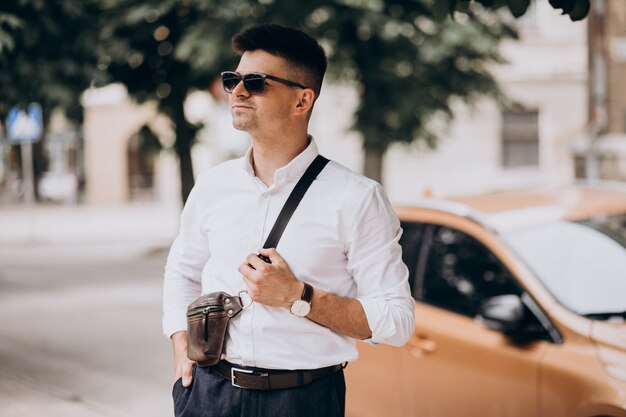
top-left (258, 1), bottom-right (516, 181)
top-left (97, 0), bottom-right (253, 204)
top-left (0, 0), bottom-right (101, 125)
top-left (98, 0), bottom-right (516, 193)
top-left (439, 0), bottom-right (590, 21)
top-left (225, 0), bottom-right (515, 185)
top-left (0, 9), bottom-right (22, 58)
top-left (0, 0), bottom-right (586, 204)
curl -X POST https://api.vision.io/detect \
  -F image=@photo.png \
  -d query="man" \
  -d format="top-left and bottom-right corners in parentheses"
top-left (163, 24), bottom-right (415, 417)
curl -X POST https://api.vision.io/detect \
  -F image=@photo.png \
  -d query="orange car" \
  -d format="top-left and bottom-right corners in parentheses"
top-left (346, 182), bottom-right (626, 417)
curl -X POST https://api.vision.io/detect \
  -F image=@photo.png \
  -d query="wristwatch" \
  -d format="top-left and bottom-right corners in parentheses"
top-left (290, 282), bottom-right (313, 317)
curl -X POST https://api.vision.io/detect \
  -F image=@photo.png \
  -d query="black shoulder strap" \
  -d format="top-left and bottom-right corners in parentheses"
top-left (262, 155), bottom-right (330, 250)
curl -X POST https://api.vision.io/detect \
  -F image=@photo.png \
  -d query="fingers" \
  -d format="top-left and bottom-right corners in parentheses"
top-left (258, 248), bottom-right (281, 264)
top-left (181, 360), bottom-right (194, 387)
top-left (237, 258), bottom-right (258, 278)
top-left (257, 253), bottom-right (272, 263)
top-left (247, 252), bottom-right (268, 271)
top-left (173, 357), bottom-right (194, 387)
top-left (241, 275), bottom-right (259, 300)
top-left (237, 249), bottom-right (295, 307)
top-left (171, 332), bottom-right (194, 388)
top-left (238, 262), bottom-right (261, 302)
top-left (238, 252), bottom-right (273, 276)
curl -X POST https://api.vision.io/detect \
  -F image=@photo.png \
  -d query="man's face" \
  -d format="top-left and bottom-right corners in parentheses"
top-left (229, 50), bottom-right (303, 135)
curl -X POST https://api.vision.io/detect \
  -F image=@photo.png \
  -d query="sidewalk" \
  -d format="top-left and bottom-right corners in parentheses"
top-left (0, 201), bottom-right (179, 417)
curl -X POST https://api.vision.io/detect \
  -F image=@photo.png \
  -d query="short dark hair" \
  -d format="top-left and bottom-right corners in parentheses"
top-left (232, 24), bottom-right (327, 99)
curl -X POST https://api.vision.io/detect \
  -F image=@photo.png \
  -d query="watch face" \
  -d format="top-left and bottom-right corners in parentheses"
top-left (290, 300), bottom-right (311, 317)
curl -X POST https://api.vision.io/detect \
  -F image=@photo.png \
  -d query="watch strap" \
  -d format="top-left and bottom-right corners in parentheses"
top-left (301, 282), bottom-right (313, 303)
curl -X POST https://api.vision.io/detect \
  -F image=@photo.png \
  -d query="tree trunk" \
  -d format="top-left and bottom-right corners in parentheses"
top-left (363, 146), bottom-right (384, 184)
top-left (32, 140), bottom-right (47, 201)
top-left (172, 100), bottom-right (197, 205)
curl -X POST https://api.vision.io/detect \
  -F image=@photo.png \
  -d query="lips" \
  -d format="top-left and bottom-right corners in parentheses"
top-left (232, 102), bottom-right (253, 110)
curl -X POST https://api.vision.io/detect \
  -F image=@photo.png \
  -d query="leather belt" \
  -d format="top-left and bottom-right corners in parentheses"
top-left (212, 360), bottom-right (344, 390)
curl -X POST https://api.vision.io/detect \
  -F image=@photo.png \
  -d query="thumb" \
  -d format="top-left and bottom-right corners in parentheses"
top-left (258, 248), bottom-right (279, 263)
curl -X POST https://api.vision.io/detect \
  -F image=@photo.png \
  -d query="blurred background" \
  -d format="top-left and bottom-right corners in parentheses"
top-left (0, 0), bottom-right (621, 416)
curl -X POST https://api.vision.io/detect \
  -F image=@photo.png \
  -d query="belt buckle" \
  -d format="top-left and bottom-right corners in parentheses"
top-left (230, 366), bottom-right (255, 388)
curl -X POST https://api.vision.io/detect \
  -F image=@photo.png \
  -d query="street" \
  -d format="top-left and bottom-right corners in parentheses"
top-left (0, 204), bottom-right (180, 417)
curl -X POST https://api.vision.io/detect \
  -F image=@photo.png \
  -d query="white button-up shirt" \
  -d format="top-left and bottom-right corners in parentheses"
top-left (163, 139), bottom-right (415, 370)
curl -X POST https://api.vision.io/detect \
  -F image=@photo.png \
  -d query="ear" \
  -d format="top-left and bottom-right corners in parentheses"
top-left (294, 89), bottom-right (316, 116)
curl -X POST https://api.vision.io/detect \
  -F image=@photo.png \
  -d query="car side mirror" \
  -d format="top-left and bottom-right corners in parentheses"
top-left (478, 294), bottom-right (524, 335)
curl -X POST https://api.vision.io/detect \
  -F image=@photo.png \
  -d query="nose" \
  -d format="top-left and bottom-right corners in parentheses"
top-left (231, 79), bottom-right (250, 97)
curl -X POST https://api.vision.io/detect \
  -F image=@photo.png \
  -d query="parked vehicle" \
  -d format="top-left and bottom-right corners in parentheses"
top-left (346, 182), bottom-right (626, 417)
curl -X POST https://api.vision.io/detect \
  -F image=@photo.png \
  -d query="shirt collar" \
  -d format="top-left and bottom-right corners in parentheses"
top-left (243, 136), bottom-right (319, 187)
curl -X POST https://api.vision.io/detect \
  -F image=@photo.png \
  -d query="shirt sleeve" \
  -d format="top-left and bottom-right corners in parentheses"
top-left (162, 180), bottom-right (210, 338)
top-left (346, 183), bottom-right (415, 347)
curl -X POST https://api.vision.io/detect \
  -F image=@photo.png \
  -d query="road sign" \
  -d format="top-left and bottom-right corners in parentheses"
top-left (7, 103), bottom-right (43, 144)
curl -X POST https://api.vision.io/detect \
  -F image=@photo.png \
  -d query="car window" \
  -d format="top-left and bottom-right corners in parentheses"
top-left (400, 222), bottom-right (555, 342)
top-left (420, 225), bottom-right (522, 318)
top-left (399, 221), bottom-right (427, 297)
top-left (505, 219), bottom-right (626, 316)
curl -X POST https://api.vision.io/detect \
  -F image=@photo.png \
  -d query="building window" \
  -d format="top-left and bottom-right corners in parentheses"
top-left (501, 109), bottom-right (539, 167)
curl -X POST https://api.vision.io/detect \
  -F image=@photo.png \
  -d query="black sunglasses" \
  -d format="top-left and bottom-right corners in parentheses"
top-left (221, 71), bottom-right (307, 95)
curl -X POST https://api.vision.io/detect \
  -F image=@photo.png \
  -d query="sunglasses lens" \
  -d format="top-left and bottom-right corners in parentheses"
top-left (222, 72), bottom-right (240, 93)
top-left (243, 74), bottom-right (265, 95)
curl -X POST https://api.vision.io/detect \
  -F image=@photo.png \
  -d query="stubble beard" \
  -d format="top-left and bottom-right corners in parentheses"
top-left (232, 110), bottom-right (258, 133)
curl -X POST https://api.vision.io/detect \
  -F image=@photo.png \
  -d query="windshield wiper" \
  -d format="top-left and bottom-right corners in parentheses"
top-left (583, 311), bottom-right (626, 320)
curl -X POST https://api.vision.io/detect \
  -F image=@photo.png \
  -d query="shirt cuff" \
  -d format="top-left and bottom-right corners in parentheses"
top-left (357, 296), bottom-right (397, 345)
top-left (162, 307), bottom-right (189, 339)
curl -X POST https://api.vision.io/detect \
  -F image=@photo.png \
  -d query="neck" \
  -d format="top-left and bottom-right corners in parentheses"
top-left (250, 132), bottom-right (310, 186)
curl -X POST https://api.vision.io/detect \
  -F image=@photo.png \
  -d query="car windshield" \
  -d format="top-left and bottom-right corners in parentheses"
top-left (503, 213), bottom-right (626, 317)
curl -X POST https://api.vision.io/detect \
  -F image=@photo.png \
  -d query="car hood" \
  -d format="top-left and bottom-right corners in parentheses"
top-left (591, 319), bottom-right (626, 382)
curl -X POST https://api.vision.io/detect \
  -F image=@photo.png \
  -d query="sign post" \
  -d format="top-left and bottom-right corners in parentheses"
top-left (7, 103), bottom-right (43, 204)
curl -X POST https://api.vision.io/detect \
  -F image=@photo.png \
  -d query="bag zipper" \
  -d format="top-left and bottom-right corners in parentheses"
top-left (187, 305), bottom-right (225, 342)
top-left (187, 304), bottom-right (225, 317)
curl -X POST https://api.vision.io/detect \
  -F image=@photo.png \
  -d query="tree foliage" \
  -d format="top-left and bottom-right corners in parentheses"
top-left (0, 0), bottom-right (101, 199)
top-left (0, 0), bottom-right (101, 125)
top-left (1, 0), bottom-right (527, 201)
top-left (98, 0), bottom-right (516, 190)
top-left (175, 0), bottom-right (514, 181)
top-left (255, 1), bottom-right (516, 181)
top-left (437, 0), bottom-right (590, 22)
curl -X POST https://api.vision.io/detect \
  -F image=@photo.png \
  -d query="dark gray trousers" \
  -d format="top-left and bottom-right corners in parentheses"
top-left (172, 365), bottom-right (346, 417)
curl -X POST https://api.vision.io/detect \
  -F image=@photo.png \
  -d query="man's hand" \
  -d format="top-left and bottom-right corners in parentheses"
top-left (237, 248), bottom-right (303, 308)
top-left (171, 331), bottom-right (195, 388)
top-left (238, 248), bottom-right (373, 340)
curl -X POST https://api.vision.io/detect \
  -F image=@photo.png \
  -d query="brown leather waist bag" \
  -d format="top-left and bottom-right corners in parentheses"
top-left (186, 292), bottom-right (243, 367)
top-left (185, 155), bottom-right (329, 367)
